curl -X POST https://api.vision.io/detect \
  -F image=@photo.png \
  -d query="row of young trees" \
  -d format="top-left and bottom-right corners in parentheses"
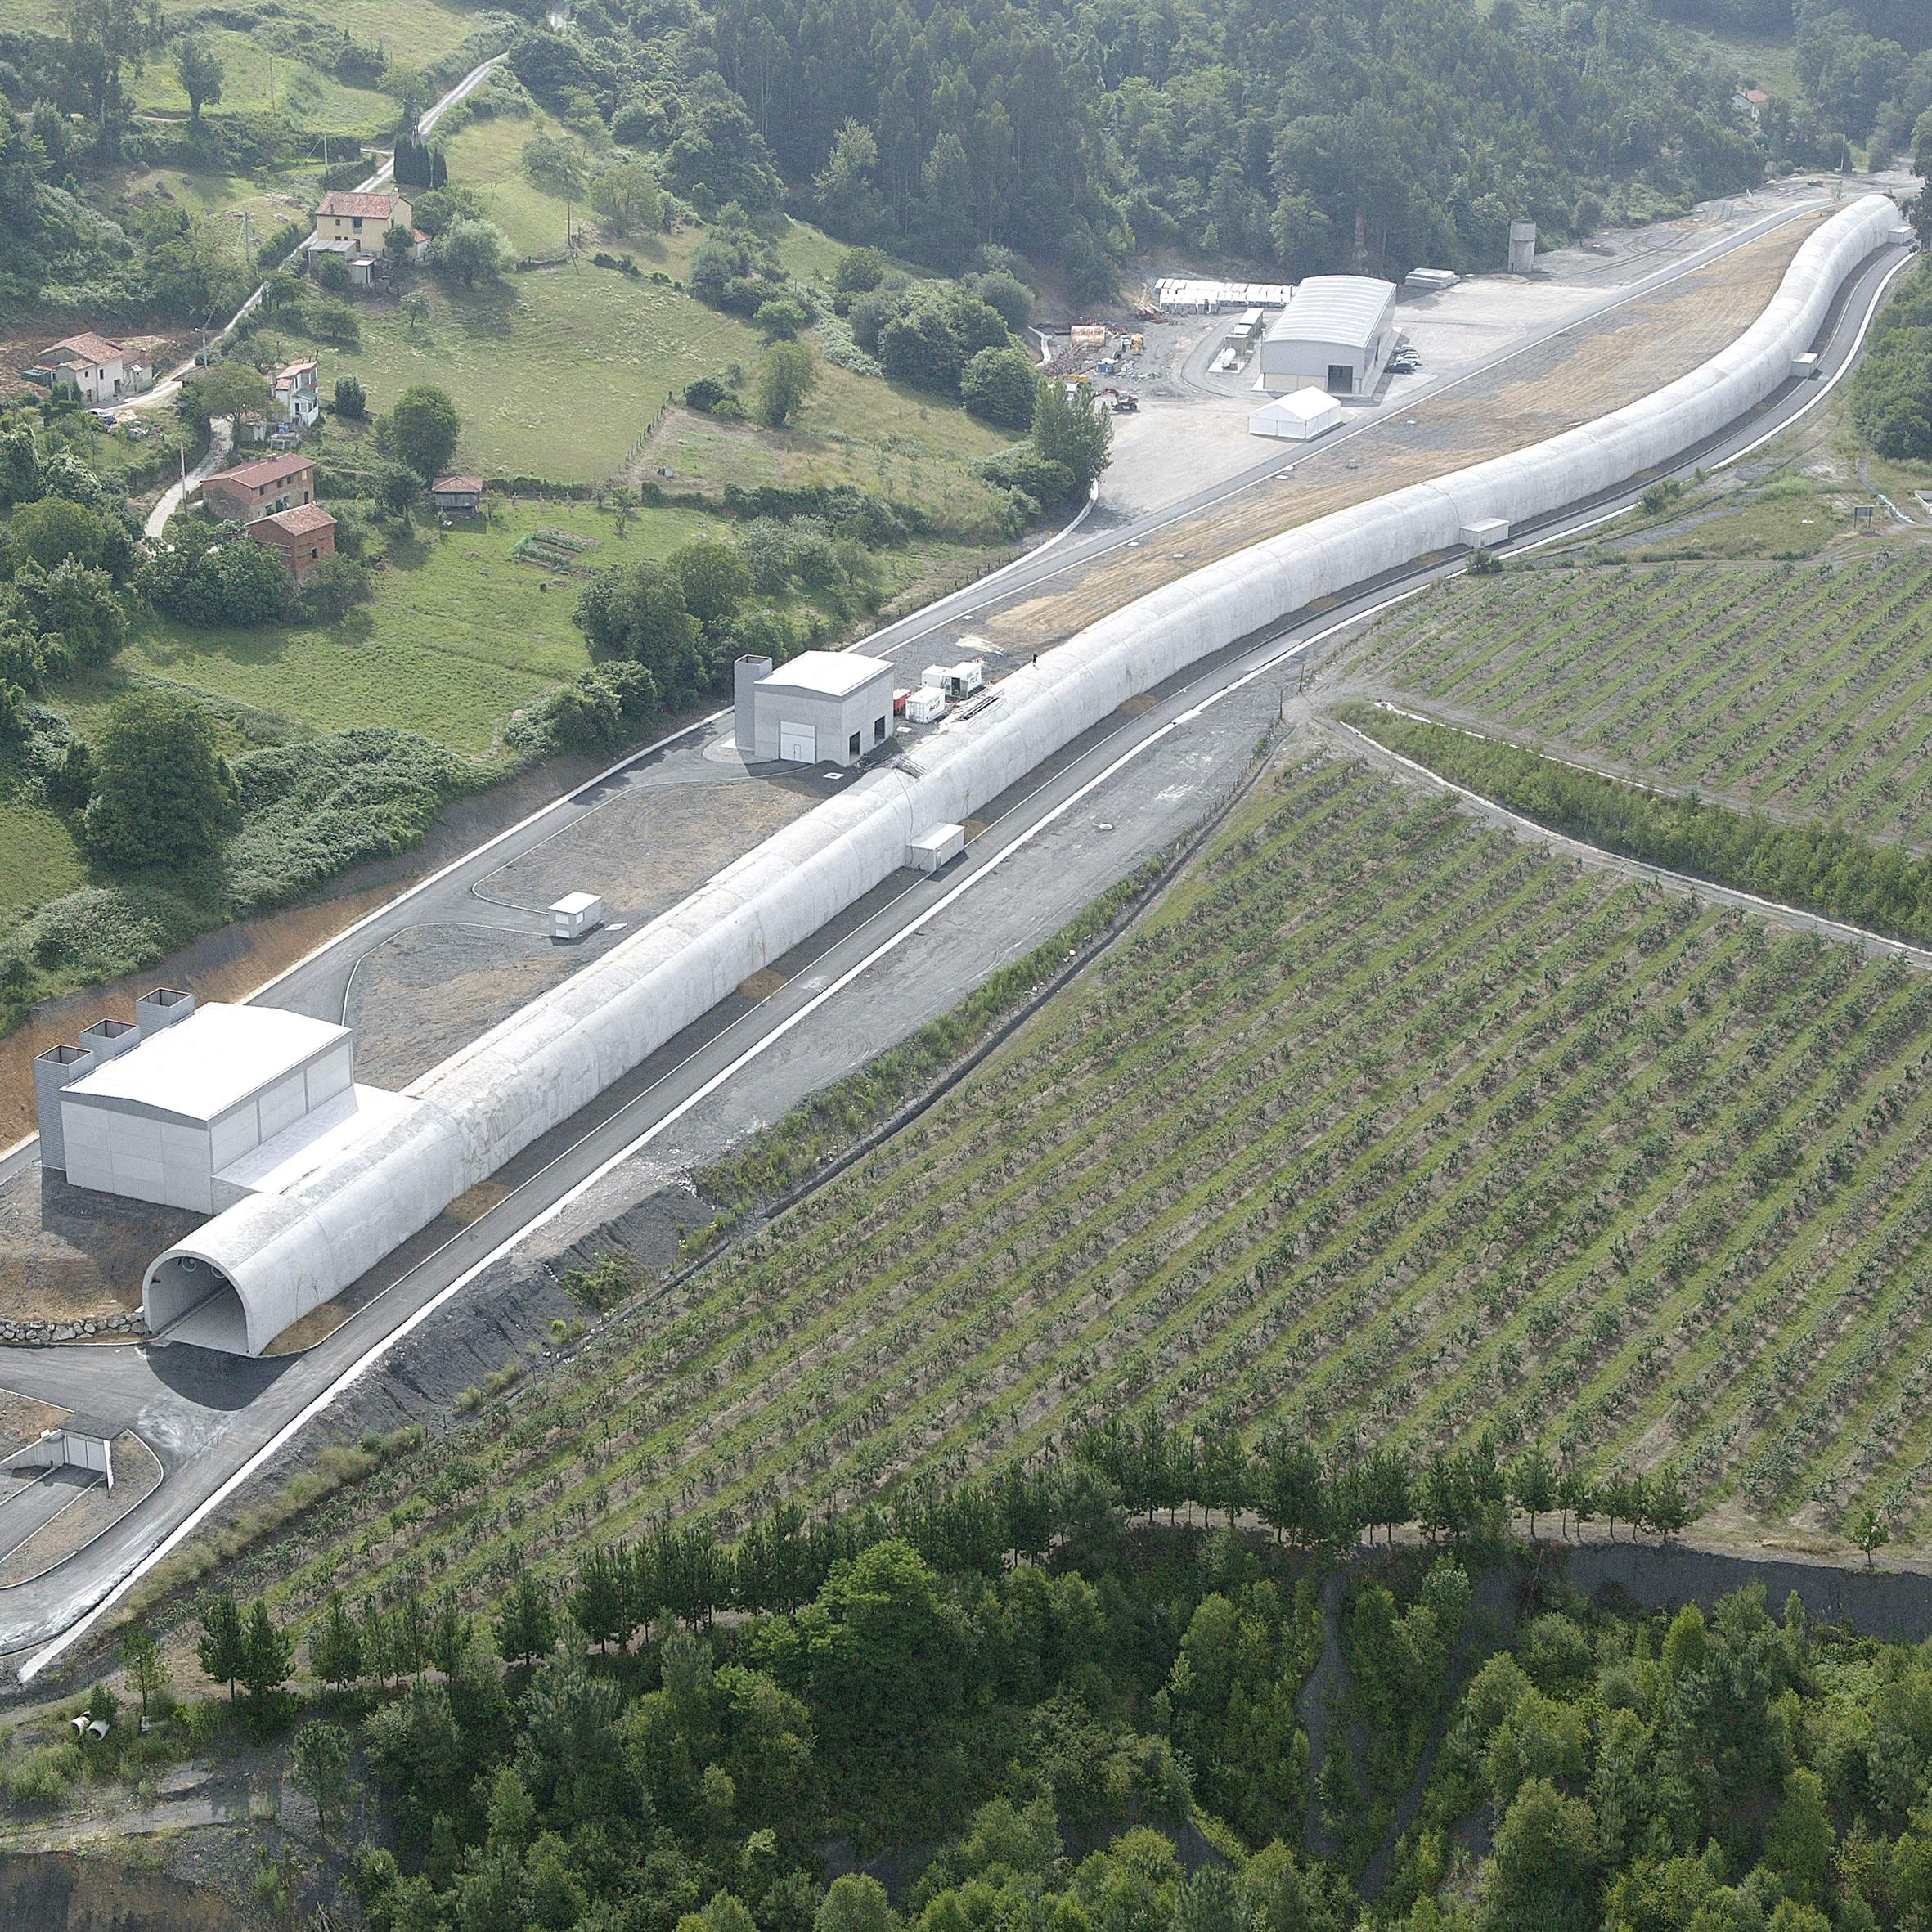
top-left (1356, 706), bottom-right (1932, 950)
top-left (236, 1426), bottom-right (1703, 1709)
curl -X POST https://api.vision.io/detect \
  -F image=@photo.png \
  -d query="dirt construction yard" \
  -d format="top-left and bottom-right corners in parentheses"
top-left (1027, 210), bottom-right (1830, 653)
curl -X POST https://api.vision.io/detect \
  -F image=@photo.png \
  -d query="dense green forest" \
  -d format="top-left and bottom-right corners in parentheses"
top-left (1851, 257), bottom-right (1932, 460)
top-left (510, 0), bottom-right (1768, 296)
top-left (52, 1457), bottom-right (1932, 1932)
top-left (3, 0), bottom-right (1918, 317)
top-left (1350, 706), bottom-right (1932, 947)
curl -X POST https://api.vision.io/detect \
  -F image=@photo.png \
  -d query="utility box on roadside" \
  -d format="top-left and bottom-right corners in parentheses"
top-left (1461, 517), bottom-right (1511, 548)
top-left (550, 893), bottom-right (604, 943)
top-left (909, 824), bottom-right (965, 874)
top-left (1791, 352), bottom-right (1821, 380)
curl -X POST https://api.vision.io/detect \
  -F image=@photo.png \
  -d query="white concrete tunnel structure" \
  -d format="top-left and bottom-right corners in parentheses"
top-left (141, 194), bottom-right (1903, 1355)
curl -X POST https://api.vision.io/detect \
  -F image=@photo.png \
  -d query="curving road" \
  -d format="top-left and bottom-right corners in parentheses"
top-left (1, 218), bottom-right (1914, 1681)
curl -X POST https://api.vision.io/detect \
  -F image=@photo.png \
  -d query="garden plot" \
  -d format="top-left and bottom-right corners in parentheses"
top-left (1329, 550), bottom-right (1932, 847)
top-left (227, 753), bottom-right (1932, 1639)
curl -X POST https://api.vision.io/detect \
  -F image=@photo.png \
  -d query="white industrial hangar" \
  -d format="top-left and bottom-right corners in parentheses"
top-left (1259, 276), bottom-right (1400, 396)
top-left (734, 649), bottom-right (896, 766)
top-left (36, 989), bottom-right (419, 1352)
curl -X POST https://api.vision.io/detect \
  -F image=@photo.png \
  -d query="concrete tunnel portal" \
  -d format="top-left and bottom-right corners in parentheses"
top-left (142, 1251), bottom-right (254, 1355)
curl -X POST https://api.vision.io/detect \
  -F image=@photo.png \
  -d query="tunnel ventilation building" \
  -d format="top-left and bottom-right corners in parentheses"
top-left (34, 994), bottom-right (417, 1355)
top-left (735, 650), bottom-right (896, 767)
top-left (1259, 276), bottom-right (1398, 397)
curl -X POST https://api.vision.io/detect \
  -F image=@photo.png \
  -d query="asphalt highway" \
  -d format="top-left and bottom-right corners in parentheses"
top-left (0, 224), bottom-right (1913, 1680)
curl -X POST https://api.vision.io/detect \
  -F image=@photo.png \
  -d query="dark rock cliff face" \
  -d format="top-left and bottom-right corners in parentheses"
top-left (0, 1852), bottom-right (245, 1931)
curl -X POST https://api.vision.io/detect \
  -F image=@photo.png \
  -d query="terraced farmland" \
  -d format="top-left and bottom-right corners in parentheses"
top-left (216, 753), bottom-right (1932, 1633)
top-left (1333, 550), bottom-right (1932, 846)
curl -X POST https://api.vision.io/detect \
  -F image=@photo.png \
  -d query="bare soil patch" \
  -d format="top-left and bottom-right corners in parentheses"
top-left (0, 1167), bottom-right (195, 1322)
top-left (0, 1390), bottom-right (65, 1457)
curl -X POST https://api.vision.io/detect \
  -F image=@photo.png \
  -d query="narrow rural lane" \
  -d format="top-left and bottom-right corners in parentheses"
top-left (142, 415), bottom-right (231, 540)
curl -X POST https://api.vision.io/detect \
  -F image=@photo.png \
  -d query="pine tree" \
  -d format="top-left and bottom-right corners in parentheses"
top-left (308, 1593), bottom-right (364, 1697)
top-left (429, 1589), bottom-right (471, 1678)
top-left (240, 1600), bottom-right (294, 1707)
top-left (494, 1571), bottom-right (556, 1667)
top-left (1508, 1445), bottom-right (1558, 1541)
top-left (122, 1624), bottom-right (168, 1727)
top-left (568, 1545), bottom-right (627, 1651)
top-left (197, 1592), bottom-right (246, 1701)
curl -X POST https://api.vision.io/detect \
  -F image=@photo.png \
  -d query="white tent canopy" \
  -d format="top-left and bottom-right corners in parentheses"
top-left (1248, 387), bottom-right (1342, 441)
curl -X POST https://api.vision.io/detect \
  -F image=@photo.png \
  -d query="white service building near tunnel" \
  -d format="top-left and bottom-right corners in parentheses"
top-left (138, 195), bottom-right (1903, 1354)
top-left (1258, 276), bottom-right (1399, 396)
top-left (734, 649), bottom-right (896, 766)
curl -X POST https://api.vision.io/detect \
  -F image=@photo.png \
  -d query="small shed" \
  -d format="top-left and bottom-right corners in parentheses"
top-left (430, 474), bottom-right (484, 513)
top-left (908, 824), bottom-right (965, 874)
top-left (1248, 388), bottom-right (1342, 442)
top-left (904, 687), bottom-right (946, 724)
top-left (550, 892), bottom-right (604, 942)
top-left (923, 660), bottom-right (984, 700)
top-left (1460, 516), bottom-right (1511, 549)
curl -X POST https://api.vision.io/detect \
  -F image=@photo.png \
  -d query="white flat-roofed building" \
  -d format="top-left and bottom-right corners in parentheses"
top-left (60, 1003), bottom-right (353, 1216)
top-left (734, 650), bottom-right (896, 767)
top-left (1259, 276), bottom-right (1398, 396)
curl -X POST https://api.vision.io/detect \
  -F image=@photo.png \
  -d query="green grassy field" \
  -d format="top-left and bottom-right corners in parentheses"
top-left (1330, 548), bottom-right (1932, 847)
top-left (1660, 20), bottom-right (1802, 98)
top-left (239, 106), bottom-right (1018, 527)
top-left (11, 0), bottom-right (490, 109)
top-left (121, 30), bottom-right (397, 136)
top-left (202, 751), bottom-right (1932, 1630)
top-left (59, 498), bottom-right (717, 753)
top-left (44, 496), bottom-right (990, 762)
top-left (84, 158), bottom-right (330, 236)
top-left (0, 776), bottom-right (87, 920)
top-left (265, 249), bottom-right (758, 483)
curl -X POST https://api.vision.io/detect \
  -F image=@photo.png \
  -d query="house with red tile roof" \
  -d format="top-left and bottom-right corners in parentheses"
top-left (200, 452), bottom-right (316, 524)
top-left (37, 332), bottom-right (151, 402)
top-left (310, 188), bottom-right (412, 251)
top-left (246, 504), bottom-right (336, 583)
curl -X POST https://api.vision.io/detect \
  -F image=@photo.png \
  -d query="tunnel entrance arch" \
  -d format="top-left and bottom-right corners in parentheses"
top-left (143, 1251), bottom-right (253, 1355)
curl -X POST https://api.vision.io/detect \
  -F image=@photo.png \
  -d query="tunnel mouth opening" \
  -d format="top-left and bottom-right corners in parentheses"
top-left (143, 1252), bottom-right (253, 1355)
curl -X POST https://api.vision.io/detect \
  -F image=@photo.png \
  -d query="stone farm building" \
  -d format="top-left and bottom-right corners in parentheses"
top-left (247, 504), bottom-right (336, 583)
